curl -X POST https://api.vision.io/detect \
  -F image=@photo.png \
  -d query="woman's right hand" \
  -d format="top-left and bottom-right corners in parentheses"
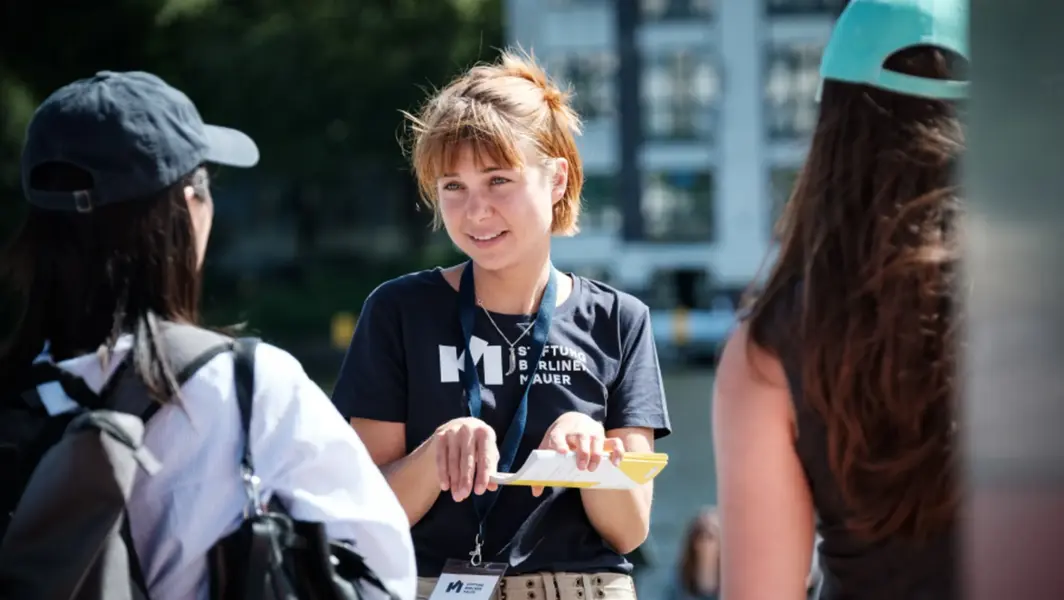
top-left (433, 417), bottom-right (500, 502)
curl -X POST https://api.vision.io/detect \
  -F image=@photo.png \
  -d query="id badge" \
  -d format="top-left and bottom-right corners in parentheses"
top-left (428, 559), bottom-right (508, 600)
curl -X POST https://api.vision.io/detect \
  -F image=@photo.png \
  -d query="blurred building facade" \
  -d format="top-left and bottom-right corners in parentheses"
top-left (505, 0), bottom-right (847, 309)
top-left (504, 1), bottom-right (847, 593)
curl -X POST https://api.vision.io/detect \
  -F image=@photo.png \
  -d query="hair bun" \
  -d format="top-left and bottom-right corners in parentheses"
top-left (499, 50), bottom-right (569, 111)
top-left (541, 86), bottom-right (566, 111)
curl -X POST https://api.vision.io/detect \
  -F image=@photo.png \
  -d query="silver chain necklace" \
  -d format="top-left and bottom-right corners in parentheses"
top-left (477, 298), bottom-right (536, 376)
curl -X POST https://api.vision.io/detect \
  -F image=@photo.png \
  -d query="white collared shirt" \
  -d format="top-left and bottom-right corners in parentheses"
top-left (37, 336), bottom-right (416, 600)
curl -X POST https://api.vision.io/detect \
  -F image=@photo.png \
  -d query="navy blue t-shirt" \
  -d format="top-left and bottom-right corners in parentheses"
top-left (331, 268), bottom-right (672, 578)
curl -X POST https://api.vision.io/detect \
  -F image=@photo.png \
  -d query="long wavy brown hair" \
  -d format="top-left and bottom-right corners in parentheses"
top-left (746, 45), bottom-right (966, 542)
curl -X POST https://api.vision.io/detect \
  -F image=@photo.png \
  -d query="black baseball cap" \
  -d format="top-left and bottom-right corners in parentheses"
top-left (21, 70), bottom-right (260, 213)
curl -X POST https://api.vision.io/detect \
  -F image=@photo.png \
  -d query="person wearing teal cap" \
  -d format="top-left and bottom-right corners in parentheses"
top-left (713, 1), bottom-right (967, 599)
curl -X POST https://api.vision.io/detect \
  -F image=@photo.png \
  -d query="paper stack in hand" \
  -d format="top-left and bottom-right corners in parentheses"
top-left (490, 449), bottom-right (668, 490)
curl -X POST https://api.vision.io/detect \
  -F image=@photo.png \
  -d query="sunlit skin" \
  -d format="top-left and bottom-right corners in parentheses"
top-left (435, 142), bottom-right (562, 278)
top-left (714, 324), bottom-right (815, 600)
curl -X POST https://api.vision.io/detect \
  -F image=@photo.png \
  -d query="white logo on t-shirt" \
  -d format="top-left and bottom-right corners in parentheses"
top-left (439, 336), bottom-right (592, 389)
top-left (439, 335), bottom-right (504, 385)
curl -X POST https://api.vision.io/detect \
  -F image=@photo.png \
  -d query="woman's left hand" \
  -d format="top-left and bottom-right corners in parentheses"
top-left (532, 412), bottom-right (625, 497)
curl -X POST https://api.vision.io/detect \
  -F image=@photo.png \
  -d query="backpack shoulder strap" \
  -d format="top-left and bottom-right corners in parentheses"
top-left (104, 328), bottom-right (251, 600)
top-left (155, 323), bottom-right (236, 387)
top-left (120, 510), bottom-right (151, 599)
top-left (103, 324), bottom-right (237, 422)
top-left (231, 337), bottom-right (260, 475)
top-left (0, 325), bottom-right (241, 600)
top-left (224, 338), bottom-right (401, 600)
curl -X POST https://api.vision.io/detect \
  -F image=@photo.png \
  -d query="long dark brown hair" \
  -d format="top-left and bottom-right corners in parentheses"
top-left (0, 162), bottom-right (209, 403)
top-left (746, 45), bottom-right (966, 542)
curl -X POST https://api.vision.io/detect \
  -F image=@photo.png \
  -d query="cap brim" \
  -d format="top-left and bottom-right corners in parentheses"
top-left (203, 125), bottom-right (260, 168)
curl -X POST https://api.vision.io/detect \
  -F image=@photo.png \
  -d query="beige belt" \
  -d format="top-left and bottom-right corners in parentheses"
top-left (417, 572), bottom-right (636, 600)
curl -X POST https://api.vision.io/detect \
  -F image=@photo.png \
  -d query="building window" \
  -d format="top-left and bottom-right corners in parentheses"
top-left (642, 50), bottom-right (721, 141)
top-left (549, 53), bottom-right (618, 120)
top-left (764, 41), bottom-right (823, 140)
top-left (765, 0), bottom-right (849, 16)
top-left (641, 170), bottom-right (715, 242)
top-left (580, 173), bottom-right (623, 233)
top-left (640, 0), bottom-right (715, 20)
top-left (768, 167), bottom-right (800, 234)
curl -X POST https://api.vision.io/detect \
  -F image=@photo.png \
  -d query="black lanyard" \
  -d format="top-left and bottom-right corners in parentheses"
top-left (458, 260), bottom-right (557, 553)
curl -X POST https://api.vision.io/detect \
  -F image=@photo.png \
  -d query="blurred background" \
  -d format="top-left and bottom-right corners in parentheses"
top-left (0, 0), bottom-right (849, 597)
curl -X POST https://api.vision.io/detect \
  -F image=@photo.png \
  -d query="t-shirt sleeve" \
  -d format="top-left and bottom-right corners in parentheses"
top-left (330, 283), bottom-right (407, 422)
top-left (605, 297), bottom-right (672, 438)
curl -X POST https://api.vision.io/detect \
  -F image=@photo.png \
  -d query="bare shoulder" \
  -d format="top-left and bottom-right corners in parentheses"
top-left (717, 322), bottom-right (789, 391)
top-left (714, 322), bottom-right (795, 434)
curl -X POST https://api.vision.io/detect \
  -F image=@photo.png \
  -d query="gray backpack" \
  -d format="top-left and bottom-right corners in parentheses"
top-left (0, 324), bottom-right (248, 600)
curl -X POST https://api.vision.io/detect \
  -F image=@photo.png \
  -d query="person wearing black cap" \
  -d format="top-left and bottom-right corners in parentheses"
top-left (0, 71), bottom-right (416, 600)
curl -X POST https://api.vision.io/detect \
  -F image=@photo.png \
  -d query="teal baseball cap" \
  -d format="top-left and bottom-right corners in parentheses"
top-left (817, 0), bottom-right (969, 102)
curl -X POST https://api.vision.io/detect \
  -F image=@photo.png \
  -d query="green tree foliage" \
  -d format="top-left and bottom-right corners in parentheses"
top-left (0, 0), bottom-right (502, 223)
top-left (167, 0), bottom-right (501, 174)
top-left (0, 0), bottom-right (502, 338)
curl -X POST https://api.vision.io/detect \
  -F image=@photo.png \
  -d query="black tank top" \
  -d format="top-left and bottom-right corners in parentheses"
top-left (753, 291), bottom-right (957, 600)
